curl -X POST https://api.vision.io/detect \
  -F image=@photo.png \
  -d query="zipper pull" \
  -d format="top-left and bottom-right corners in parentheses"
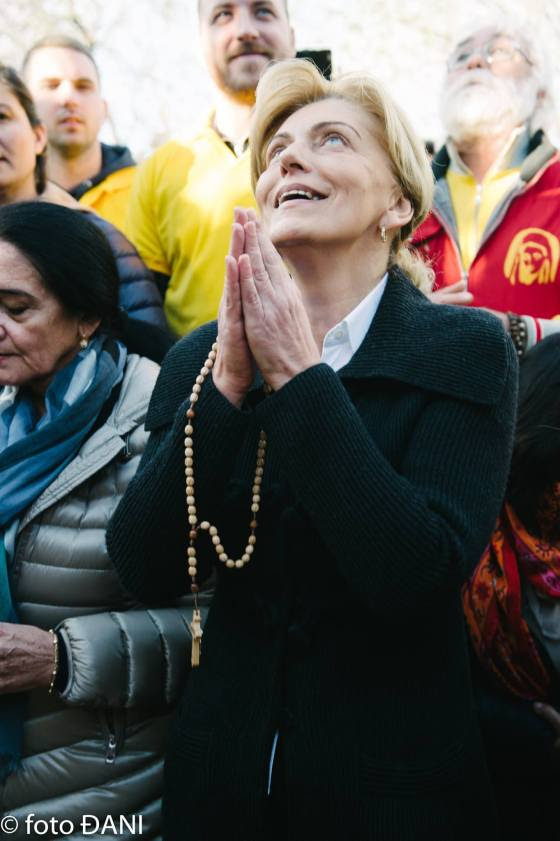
top-left (106, 733), bottom-right (117, 764)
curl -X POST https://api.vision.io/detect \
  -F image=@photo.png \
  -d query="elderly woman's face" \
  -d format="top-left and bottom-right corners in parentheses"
top-left (256, 97), bottom-right (400, 251)
top-left (0, 241), bottom-right (92, 395)
top-left (0, 84), bottom-right (46, 200)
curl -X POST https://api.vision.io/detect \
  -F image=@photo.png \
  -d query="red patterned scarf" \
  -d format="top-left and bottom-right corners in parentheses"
top-left (463, 503), bottom-right (560, 702)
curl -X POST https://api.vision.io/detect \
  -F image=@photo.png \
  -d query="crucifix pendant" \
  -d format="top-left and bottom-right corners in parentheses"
top-left (190, 608), bottom-right (203, 667)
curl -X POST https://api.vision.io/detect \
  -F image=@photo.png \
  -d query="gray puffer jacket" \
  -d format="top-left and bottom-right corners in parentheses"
top-left (1, 355), bottom-right (208, 840)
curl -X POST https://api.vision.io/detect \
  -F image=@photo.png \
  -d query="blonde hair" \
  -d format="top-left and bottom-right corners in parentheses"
top-left (250, 59), bottom-right (434, 293)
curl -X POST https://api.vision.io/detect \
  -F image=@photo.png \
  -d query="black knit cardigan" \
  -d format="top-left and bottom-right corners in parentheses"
top-left (107, 267), bottom-right (517, 841)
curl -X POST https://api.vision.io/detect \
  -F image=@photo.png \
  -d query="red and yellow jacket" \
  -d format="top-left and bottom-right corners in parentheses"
top-left (412, 132), bottom-right (560, 342)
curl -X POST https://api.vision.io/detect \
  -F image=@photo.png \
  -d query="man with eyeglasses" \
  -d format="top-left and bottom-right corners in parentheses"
top-left (412, 25), bottom-right (560, 357)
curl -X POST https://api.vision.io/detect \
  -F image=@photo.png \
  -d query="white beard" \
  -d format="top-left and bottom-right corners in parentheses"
top-left (441, 69), bottom-right (539, 144)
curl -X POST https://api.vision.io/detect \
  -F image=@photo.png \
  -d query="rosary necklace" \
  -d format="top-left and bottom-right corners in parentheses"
top-left (184, 341), bottom-right (267, 667)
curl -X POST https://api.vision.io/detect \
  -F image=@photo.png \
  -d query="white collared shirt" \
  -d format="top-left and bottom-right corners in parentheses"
top-left (320, 273), bottom-right (388, 371)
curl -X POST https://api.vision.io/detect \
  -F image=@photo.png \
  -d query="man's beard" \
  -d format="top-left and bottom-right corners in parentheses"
top-left (441, 69), bottom-right (539, 145)
top-left (219, 49), bottom-right (271, 95)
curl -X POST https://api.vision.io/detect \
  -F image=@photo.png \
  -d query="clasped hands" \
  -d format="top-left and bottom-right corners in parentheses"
top-left (212, 208), bottom-right (320, 408)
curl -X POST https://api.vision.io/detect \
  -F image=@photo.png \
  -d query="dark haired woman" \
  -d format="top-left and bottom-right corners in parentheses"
top-left (464, 333), bottom-right (560, 840)
top-left (0, 202), bottom-right (204, 838)
top-left (0, 64), bottom-right (170, 346)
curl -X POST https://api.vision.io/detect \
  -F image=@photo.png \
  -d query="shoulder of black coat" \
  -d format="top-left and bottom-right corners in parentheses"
top-left (346, 267), bottom-right (517, 408)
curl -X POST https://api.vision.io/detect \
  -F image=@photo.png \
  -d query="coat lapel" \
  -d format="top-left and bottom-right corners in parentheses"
top-left (337, 266), bottom-right (508, 407)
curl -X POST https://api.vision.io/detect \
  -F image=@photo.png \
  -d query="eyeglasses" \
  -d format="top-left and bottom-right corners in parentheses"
top-left (447, 38), bottom-right (533, 71)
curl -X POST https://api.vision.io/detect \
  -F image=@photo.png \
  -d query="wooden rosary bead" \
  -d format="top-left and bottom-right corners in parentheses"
top-left (184, 339), bottom-right (268, 667)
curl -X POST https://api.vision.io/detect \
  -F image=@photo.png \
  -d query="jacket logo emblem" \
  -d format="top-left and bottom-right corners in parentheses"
top-left (504, 228), bottom-right (560, 286)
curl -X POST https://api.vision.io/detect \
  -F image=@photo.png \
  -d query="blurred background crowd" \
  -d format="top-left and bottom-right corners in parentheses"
top-left (1, 0), bottom-right (558, 158)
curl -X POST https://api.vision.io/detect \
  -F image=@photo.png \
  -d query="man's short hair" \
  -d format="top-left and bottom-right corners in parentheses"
top-left (22, 35), bottom-right (100, 81)
top-left (197, 0), bottom-right (290, 19)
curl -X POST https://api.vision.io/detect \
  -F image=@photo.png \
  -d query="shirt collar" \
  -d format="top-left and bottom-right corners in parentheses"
top-left (448, 123), bottom-right (531, 178)
top-left (321, 273), bottom-right (388, 363)
top-left (208, 112), bottom-right (249, 158)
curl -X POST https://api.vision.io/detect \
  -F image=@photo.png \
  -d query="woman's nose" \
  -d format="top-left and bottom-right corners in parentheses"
top-left (279, 143), bottom-right (310, 174)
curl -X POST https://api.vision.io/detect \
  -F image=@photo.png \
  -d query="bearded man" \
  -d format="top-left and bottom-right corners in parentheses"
top-left (412, 25), bottom-right (560, 355)
top-left (125, 0), bottom-right (295, 336)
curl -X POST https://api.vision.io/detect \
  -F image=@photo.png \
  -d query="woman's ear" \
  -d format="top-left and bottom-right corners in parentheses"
top-left (78, 317), bottom-right (102, 342)
top-left (379, 193), bottom-right (413, 235)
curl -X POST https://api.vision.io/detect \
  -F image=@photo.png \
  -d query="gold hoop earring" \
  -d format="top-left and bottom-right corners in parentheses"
top-left (380, 226), bottom-right (387, 243)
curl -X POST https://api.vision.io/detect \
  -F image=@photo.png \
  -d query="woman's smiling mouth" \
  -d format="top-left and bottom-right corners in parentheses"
top-left (274, 185), bottom-right (327, 208)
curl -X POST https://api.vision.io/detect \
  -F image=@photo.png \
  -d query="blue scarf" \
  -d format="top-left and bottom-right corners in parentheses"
top-left (0, 335), bottom-right (127, 781)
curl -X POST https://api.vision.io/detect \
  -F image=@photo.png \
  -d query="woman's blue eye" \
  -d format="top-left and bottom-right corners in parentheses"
top-left (323, 134), bottom-right (344, 146)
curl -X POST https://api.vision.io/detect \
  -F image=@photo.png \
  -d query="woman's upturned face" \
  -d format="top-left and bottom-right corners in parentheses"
top-left (256, 97), bottom-right (401, 251)
top-left (0, 84), bottom-right (46, 201)
top-left (0, 241), bottom-right (93, 395)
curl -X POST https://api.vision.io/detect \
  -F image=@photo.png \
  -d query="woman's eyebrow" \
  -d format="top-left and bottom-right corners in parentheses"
top-left (311, 121), bottom-right (362, 139)
top-left (0, 289), bottom-right (36, 299)
top-left (269, 131), bottom-right (292, 144)
top-left (270, 121), bottom-right (362, 146)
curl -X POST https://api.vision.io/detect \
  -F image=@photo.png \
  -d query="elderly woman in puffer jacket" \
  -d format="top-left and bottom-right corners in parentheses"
top-left (0, 203), bottom-right (207, 840)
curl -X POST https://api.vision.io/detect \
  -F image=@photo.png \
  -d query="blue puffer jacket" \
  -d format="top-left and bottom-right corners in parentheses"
top-left (39, 182), bottom-right (168, 332)
top-left (87, 212), bottom-right (168, 331)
